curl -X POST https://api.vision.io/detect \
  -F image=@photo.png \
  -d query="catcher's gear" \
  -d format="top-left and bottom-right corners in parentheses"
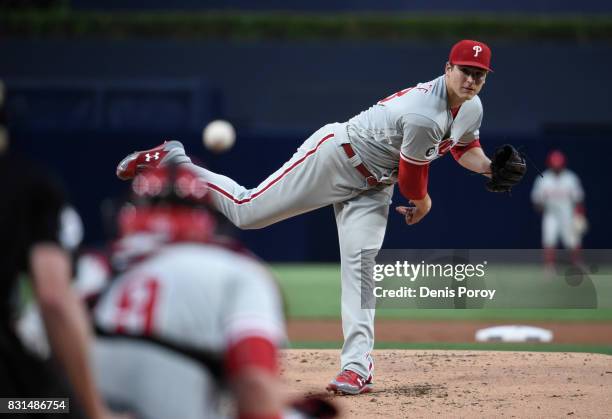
top-left (485, 144), bottom-right (527, 193)
top-left (118, 164), bottom-right (217, 241)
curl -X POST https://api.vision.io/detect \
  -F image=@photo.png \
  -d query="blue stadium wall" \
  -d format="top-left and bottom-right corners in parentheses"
top-left (1, 40), bottom-right (610, 260)
top-left (71, 0), bottom-right (612, 14)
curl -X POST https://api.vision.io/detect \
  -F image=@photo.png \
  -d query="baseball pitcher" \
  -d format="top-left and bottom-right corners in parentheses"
top-left (116, 40), bottom-right (527, 395)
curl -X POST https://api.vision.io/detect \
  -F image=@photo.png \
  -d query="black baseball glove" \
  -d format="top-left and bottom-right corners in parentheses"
top-left (485, 144), bottom-right (527, 193)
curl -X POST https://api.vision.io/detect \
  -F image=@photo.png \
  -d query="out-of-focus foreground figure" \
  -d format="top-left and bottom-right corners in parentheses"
top-left (0, 78), bottom-right (128, 419)
top-left (93, 165), bottom-right (336, 419)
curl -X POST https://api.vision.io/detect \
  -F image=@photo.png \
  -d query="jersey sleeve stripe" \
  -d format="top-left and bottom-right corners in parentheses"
top-left (455, 137), bottom-right (480, 147)
top-left (450, 138), bottom-right (482, 161)
top-left (400, 152), bottom-right (430, 166)
top-left (224, 315), bottom-right (286, 345)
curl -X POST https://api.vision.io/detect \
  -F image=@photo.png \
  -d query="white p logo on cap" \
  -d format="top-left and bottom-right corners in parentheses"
top-left (473, 45), bottom-right (483, 57)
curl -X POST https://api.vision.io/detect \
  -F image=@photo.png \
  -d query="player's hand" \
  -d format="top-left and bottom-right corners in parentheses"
top-left (396, 195), bottom-right (431, 225)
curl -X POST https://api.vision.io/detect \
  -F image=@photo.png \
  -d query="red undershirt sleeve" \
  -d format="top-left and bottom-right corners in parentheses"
top-left (226, 336), bottom-right (281, 419)
top-left (225, 335), bottom-right (279, 378)
top-left (398, 153), bottom-right (429, 200)
top-left (450, 138), bottom-right (482, 161)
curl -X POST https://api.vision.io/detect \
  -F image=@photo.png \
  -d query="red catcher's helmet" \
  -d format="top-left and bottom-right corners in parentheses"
top-left (118, 165), bottom-right (216, 242)
top-left (546, 150), bottom-right (566, 170)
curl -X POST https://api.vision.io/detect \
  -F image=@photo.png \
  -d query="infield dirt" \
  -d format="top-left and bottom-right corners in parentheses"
top-left (281, 349), bottom-right (612, 418)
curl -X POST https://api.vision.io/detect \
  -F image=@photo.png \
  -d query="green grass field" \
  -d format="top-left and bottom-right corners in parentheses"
top-left (270, 263), bottom-right (612, 321)
top-left (271, 264), bottom-right (612, 354)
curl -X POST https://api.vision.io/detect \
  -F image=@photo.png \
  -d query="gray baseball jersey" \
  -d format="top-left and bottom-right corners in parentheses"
top-left (164, 74), bottom-right (484, 381)
top-left (348, 75), bottom-right (482, 181)
top-left (94, 242), bottom-right (285, 419)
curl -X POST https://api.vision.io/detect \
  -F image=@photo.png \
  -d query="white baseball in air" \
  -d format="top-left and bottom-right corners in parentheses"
top-left (202, 120), bottom-right (236, 153)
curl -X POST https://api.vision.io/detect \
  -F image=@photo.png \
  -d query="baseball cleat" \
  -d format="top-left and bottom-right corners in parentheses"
top-left (326, 370), bottom-right (372, 395)
top-left (116, 140), bottom-right (188, 180)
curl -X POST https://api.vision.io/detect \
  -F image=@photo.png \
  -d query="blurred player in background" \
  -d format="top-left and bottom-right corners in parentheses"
top-left (531, 150), bottom-right (586, 269)
top-left (0, 87), bottom-right (126, 418)
top-left (93, 165), bottom-right (335, 419)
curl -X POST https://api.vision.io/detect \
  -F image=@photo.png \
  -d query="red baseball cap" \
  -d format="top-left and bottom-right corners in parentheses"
top-left (449, 40), bottom-right (493, 72)
top-left (546, 150), bottom-right (566, 170)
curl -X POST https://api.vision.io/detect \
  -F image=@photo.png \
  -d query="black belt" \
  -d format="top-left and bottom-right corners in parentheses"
top-left (341, 143), bottom-right (379, 186)
top-left (95, 326), bottom-right (225, 382)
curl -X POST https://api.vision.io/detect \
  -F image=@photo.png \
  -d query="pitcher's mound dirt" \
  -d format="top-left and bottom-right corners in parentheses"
top-left (281, 350), bottom-right (612, 418)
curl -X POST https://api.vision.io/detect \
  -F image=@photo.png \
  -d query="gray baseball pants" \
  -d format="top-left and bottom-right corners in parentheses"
top-left (94, 338), bottom-right (221, 419)
top-left (182, 122), bottom-right (393, 378)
